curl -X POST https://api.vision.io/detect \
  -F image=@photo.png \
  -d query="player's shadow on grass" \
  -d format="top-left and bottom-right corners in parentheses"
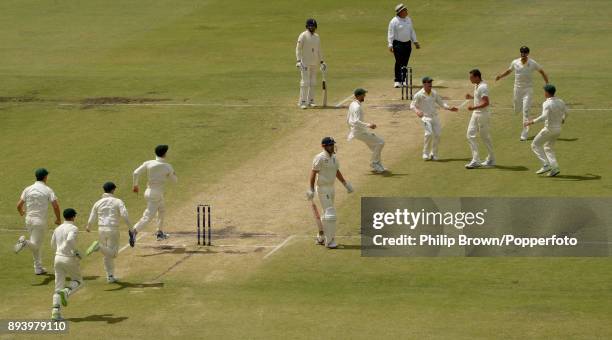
top-left (67, 313), bottom-right (128, 324)
top-left (523, 137), bottom-right (579, 142)
top-left (32, 274), bottom-right (99, 286)
top-left (105, 281), bottom-right (164, 291)
top-left (547, 173), bottom-right (601, 181)
top-left (434, 158), bottom-right (471, 163)
top-left (491, 165), bottom-right (529, 171)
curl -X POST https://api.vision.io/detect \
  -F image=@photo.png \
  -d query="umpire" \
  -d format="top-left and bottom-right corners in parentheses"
top-left (387, 4), bottom-right (420, 88)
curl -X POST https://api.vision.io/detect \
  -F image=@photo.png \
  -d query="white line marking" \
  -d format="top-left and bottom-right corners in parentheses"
top-left (118, 234), bottom-right (146, 253)
top-left (263, 235), bottom-right (296, 259)
top-left (335, 95), bottom-right (355, 107)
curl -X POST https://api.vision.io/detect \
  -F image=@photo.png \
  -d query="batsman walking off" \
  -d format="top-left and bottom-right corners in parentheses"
top-left (307, 137), bottom-right (353, 249)
top-left (296, 18), bottom-right (327, 109)
top-left (50, 208), bottom-right (83, 321)
top-left (85, 182), bottom-right (133, 283)
top-left (132, 144), bottom-right (177, 244)
top-left (387, 3), bottom-right (420, 88)
top-left (347, 88), bottom-right (387, 173)
top-left (410, 76), bottom-right (458, 160)
top-left (465, 69), bottom-right (496, 169)
top-left (14, 168), bottom-right (61, 275)
top-left (524, 84), bottom-right (567, 177)
top-left (496, 46), bottom-right (549, 141)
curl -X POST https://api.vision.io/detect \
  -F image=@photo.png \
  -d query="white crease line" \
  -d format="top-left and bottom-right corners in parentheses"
top-left (118, 234), bottom-right (146, 253)
top-left (263, 235), bottom-right (296, 259)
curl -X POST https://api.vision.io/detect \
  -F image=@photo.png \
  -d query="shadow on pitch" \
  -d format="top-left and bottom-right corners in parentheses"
top-left (105, 281), bottom-right (165, 291)
top-left (545, 173), bottom-right (601, 181)
top-left (67, 313), bottom-right (128, 324)
top-left (434, 158), bottom-right (471, 163)
top-left (32, 274), bottom-right (99, 286)
top-left (523, 137), bottom-right (578, 142)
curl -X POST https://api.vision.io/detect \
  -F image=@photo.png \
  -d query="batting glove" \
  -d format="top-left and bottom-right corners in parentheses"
top-left (343, 181), bottom-right (354, 193)
top-left (306, 189), bottom-right (315, 201)
top-left (320, 62), bottom-right (327, 72)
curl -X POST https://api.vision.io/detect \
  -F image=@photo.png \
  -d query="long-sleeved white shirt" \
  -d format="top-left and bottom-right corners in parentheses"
top-left (387, 16), bottom-right (418, 47)
top-left (51, 221), bottom-right (79, 257)
top-left (347, 100), bottom-right (370, 140)
top-left (87, 193), bottom-right (131, 228)
top-left (296, 31), bottom-right (323, 66)
top-left (20, 181), bottom-right (57, 224)
top-left (312, 151), bottom-right (339, 187)
top-left (533, 97), bottom-right (567, 129)
top-left (410, 89), bottom-right (449, 117)
top-left (133, 157), bottom-right (177, 191)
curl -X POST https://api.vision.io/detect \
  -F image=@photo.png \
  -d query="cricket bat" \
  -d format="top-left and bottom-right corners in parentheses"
top-left (322, 70), bottom-right (328, 107)
top-left (310, 201), bottom-right (324, 232)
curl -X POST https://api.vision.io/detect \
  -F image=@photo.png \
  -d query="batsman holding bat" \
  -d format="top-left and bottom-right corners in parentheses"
top-left (307, 137), bottom-right (353, 249)
top-left (296, 18), bottom-right (327, 109)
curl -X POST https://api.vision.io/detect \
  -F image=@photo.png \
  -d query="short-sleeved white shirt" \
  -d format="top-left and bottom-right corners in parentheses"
top-left (473, 82), bottom-right (490, 115)
top-left (510, 58), bottom-right (542, 89)
top-left (410, 89), bottom-right (449, 117)
top-left (312, 151), bottom-right (339, 187)
top-left (20, 181), bottom-right (57, 224)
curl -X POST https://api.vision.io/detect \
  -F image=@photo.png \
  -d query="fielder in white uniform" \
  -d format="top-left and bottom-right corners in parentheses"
top-left (410, 76), bottom-right (458, 160)
top-left (524, 84), bottom-right (567, 177)
top-left (307, 137), bottom-right (353, 248)
top-left (496, 46), bottom-right (549, 141)
top-left (347, 88), bottom-right (387, 173)
top-left (132, 144), bottom-right (177, 243)
top-left (296, 18), bottom-right (327, 109)
top-left (14, 168), bottom-right (62, 275)
top-left (465, 69), bottom-right (495, 169)
top-left (50, 208), bottom-right (82, 321)
top-left (85, 182), bottom-right (132, 283)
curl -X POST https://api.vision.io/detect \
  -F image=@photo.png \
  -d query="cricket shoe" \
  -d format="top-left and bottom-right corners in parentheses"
top-left (299, 104), bottom-right (308, 109)
top-left (422, 153), bottom-right (430, 161)
top-left (536, 165), bottom-right (552, 174)
top-left (548, 168), bottom-right (560, 177)
top-left (430, 154), bottom-right (438, 161)
top-left (465, 161), bottom-right (482, 169)
top-left (14, 235), bottom-right (26, 253)
top-left (316, 234), bottom-right (325, 245)
top-left (308, 102), bottom-right (317, 108)
top-left (156, 230), bottom-right (169, 241)
top-left (51, 308), bottom-right (63, 321)
top-left (35, 267), bottom-right (48, 275)
top-left (373, 162), bottom-right (387, 173)
top-left (86, 240), bottom-right (100, 256)
top-left (394, 82), bottom-right (401, 88)
top-left (128, 229), bottom-right (136, 247)
top-left (482, 159), bottom-right (496, 167)
top-left (58, 288), bottom-right (69, 307)
top-left (326, 240), bottom-right (338, 249)
top-left (107, 275), bottom-right (117, 283)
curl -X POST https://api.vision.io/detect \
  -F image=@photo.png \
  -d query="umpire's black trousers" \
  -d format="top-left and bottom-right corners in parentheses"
top-left (393, 40), bottom-right (412, 82)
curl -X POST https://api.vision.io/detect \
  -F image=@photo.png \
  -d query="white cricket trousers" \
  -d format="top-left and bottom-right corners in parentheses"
top-left (24, 219), bottom-right (47, 271)
top-left (53, 255), bottom-right (82, 308)
top-left (316, 185), bottom-right (335, 211)
top-left (299, 65), bottom-right (318, 105)
top-left (422, 116), bottom-right (441, 156)
top-left (352, 132), bottom-right (385, 165)
top-left (133, 188), bottom-right (165, 233)
top-left (514, 86), bottom-right (533, 137)
top-left (531, 127), bottom-right (561, 168)
top-left (98, 227), bottom-right (120, 276)
top-left (316, 185), bottom-right (337, 245)
top-left (466, 113), bottom-right (495, 162)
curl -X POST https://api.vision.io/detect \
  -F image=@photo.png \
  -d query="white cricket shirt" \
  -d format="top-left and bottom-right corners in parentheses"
top-left (534, 97), bottom-right (568, 130)
top-left (296, 31), bottom-right (323, 66)
top-left (133, 157), bottom-right (177, 191)
top-left (410, 89), bottom-right (449, 117)
top-left (87, 193), bottom-right (131, 228)
top-left (347, 100), bottom-right (369, 140)
top-left (472, 82), bottom-right (490, 115)
top-left (509, 58), bottom-right (542, 89)
top-left (20, 181), bottom-right (57, 224)
top-left (51, 221), bottom-right (79, 257)
top-left (312, 151), bottom-right (339, 187)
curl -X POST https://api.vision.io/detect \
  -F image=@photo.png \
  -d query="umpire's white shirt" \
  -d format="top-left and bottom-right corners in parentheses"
top-left (472, 82), bottom-right (490, 115)
top-left (387, 16), bottom-right (418, 47)
top-left (410, 89), bottom-right (449, 117)
top-left (296, 31), bottom-right (323, 66)
top-left (133, 157), bottom-right (177, 192)
top-left (87, 193), bottom-right (131, 228)
top-left (21, 181), bottom-right (57, 225)
top-left (347, 100), bottom-right (369, 139)
top-left (534, 97), bottom-right (567, 130)
top-left (509, 58), bottom-right (542, 89)
top-left (51, 221), bottom-right (79, 257)
top-left (312, 151), bottom-right (339, 188)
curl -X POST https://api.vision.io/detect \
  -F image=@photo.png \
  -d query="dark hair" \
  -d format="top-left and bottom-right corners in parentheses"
top-left (103, 182), bottom-right (116, 193)
top-left (520, 46), bottom-right (530, 53)
top-left (35, 168), bottom-right (49, 181)
top-left (155, 144), bottom-right (169, 157)
top-left (543, 84), bottom-right (556, 96)
top-left (63, 208), bottom-right (77, 219)
top-left (469, 69), bottom-right (482, 79)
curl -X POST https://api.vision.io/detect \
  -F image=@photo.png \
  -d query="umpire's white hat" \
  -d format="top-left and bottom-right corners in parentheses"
top-left (395, 3), bottom-right (407, 14)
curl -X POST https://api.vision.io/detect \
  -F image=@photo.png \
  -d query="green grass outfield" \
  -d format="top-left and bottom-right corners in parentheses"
top-left (1, 0), bottom-right (611, 338)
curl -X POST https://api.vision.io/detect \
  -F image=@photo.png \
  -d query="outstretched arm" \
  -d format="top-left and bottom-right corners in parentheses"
top-left (539, 69), bottom-right (549, 84)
